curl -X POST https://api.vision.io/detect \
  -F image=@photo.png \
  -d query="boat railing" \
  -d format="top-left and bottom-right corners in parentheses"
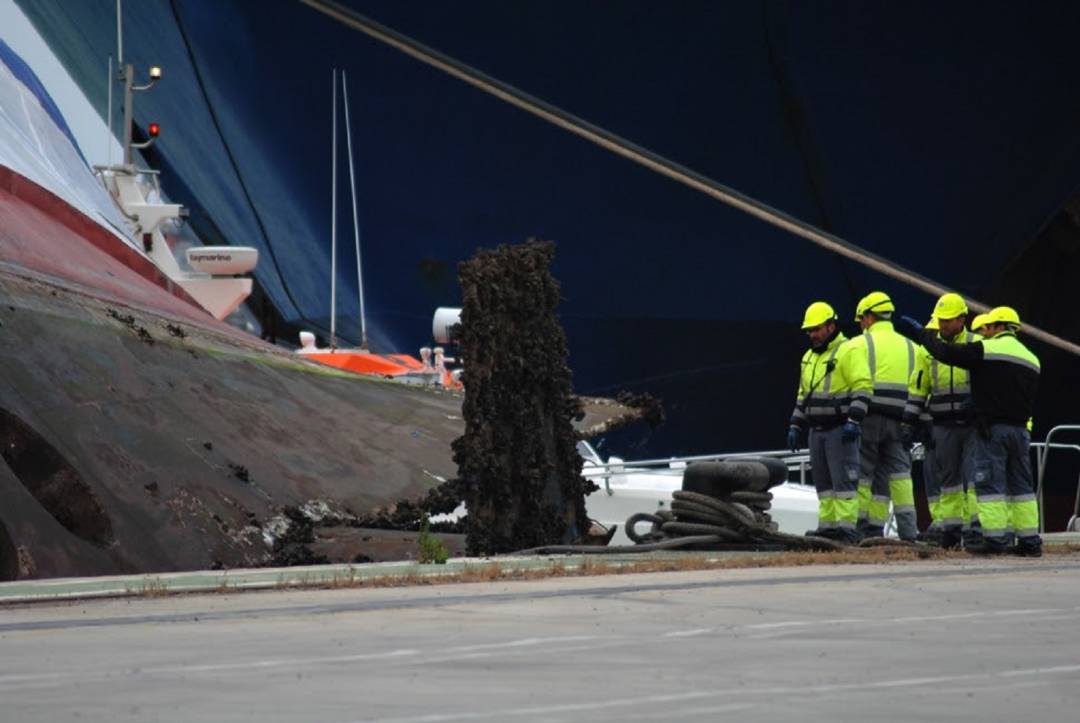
top-left (582, 427), bottom-right (1080, 534)
top-left (1032, 424), bottom-right (1080, 533)
top-left (581, 448), bottom-right (813, 497)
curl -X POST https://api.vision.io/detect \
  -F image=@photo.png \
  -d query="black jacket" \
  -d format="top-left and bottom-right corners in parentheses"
top-left (915, 330), bottom-right (1038, 428)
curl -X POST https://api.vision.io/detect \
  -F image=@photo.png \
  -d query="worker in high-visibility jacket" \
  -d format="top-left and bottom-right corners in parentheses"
top-left (974, 315), bottom-right (1034, 435)
top-left (846, 291), bottom-right (919, 540)
top-left (895, 306), bottom-right (1042, 556)
top-left (787, 301), bottom-right (873, 542)
top-left (902, 293), bottom-right (979, 549)
top-left (973, 311), bottom-right (1033, 437)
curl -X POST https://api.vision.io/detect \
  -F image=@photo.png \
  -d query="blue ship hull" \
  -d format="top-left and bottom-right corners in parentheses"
top-left (19, 1), bottom-right (1080, 495)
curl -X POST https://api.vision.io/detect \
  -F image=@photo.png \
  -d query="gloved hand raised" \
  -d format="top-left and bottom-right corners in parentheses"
top-left (841, 419), bottom-right (862, 444)
top-left (786, 426), bottom-right (804, 452)
top-left (893, 315), bottom-right (924, 340)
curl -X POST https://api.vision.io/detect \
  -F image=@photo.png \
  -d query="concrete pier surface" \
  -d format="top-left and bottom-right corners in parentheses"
top-left (1, 552), bottom-right (1079, 722)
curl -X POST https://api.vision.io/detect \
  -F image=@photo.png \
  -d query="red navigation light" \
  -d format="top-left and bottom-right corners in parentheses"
top-left (148, 122), bottom-right (161, 137)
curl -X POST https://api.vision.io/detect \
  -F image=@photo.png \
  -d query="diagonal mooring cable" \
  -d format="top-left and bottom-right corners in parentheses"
top-left (300, 0), bottom-right (1080, 357)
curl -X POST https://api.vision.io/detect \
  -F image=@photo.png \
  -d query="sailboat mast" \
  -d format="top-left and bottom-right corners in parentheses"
top-left (106, 56), bottom-right (113, 166)
top-left (329, 68), bottom-right (338, 349)
top-left (116, 0), bottom-right (123, 66)
top-left (341, 70), bottom-right (368, 351)
top-left (113, 0), bottom-right (120, 165)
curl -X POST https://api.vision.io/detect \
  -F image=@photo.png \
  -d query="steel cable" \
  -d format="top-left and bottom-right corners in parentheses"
top-left (300, 0), bottom-right (1080, 358)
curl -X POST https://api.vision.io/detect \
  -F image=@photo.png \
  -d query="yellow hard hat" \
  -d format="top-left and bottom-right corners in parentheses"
top-left (926, 317), bottom-right (940, 330)
top-left (933, 292), bottom-right (968, 320)
top-left (970, 313), bottom-right (989, 331)
top-left (854, 291), bottom-right (895, 320)
top-left (801, 301), bottom-right (836, 329)
top-left (986, 306), bottom-right (1021, 328)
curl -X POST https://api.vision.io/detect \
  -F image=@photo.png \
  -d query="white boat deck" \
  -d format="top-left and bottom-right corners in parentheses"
top-left (580, 443), bottom-right (819, 544)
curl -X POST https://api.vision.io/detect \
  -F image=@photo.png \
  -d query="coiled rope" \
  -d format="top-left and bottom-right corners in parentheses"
top-left (625, 490), bottom-right (843, 552)
top-left (512, 487), bottom-right (846, 555)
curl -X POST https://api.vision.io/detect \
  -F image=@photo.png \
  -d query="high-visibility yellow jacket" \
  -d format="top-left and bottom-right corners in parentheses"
top-left (843, 320), bottom-right (916, 420)
top-left (904, 329), bottom-right (978, 425)
top-left (790, 333), bottom-right (872, 430)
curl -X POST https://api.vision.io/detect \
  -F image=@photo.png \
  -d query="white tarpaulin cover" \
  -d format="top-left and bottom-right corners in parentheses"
top-left (0, 38), bottom-right (138, 253)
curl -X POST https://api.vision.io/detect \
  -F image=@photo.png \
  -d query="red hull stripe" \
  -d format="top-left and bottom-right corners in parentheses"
top-left (0, 164), bottom-right (211, 322)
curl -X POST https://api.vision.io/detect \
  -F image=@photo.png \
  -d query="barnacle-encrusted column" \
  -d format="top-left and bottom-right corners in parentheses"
top-left (453, 240), bottom-right (593, 555)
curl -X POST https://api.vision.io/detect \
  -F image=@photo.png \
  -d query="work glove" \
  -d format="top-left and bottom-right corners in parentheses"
top-left (893, 315), bottom-right (924, 340)
top-left (841, 419), bottom-right (862, 444)
top-left (900, 423), bottom-right (917, 447)
top-left (786, 426), bottom-right (804, 452)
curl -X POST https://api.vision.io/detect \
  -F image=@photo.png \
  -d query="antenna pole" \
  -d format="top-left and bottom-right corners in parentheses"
top-left (329, 68), bottom-right (338, 349)
top-left (106, 56), bottom-right (113, 166)
top-left (117, 0), bottom-right (132, 166)
top-left (341, 70), bottom-right (368, 350)
top-left (116, 0), bottom-right (123, 67)
top-left (121, 62), bottom-right (134, 165)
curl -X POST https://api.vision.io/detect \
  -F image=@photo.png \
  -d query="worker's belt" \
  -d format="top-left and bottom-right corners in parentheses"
top-left (869, 387), bottom-right (907, 419)
top-left (811, 422), bottom-right (842, 432)
top-left (930, 413), bottom-right (971, 426)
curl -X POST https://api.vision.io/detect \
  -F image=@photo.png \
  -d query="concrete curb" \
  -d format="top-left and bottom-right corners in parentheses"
top-left (2, 533), bottom-right (1077, 605)
top-left (0, 551), bottom-right (729, 605)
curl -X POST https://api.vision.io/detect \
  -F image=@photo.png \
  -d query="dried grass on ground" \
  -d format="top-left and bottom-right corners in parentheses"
top-left (110, 544), bottom-right (1080, 599)
top-left (262, 543), bottom-right (1080, 592)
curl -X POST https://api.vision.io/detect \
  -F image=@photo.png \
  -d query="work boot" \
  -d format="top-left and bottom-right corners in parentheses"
top-left (861, 525), bottom-right (885, 539)
top-left (1010, 543), bottom-right (1043, 558)
top-left (916, 527), bottom-right (945, 545)
top-left (834, 528), bottom-right (862, 545)
top-left (1011, 536), bottom-right (1043, 558)
top-left (964, 538), bottom-right (1008, 556)
top-left (939, 528), bottom-right (963, 550)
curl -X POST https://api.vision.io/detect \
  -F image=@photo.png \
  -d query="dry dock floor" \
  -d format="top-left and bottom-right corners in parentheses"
top-left (1, 542), bottom-right (1079, 722)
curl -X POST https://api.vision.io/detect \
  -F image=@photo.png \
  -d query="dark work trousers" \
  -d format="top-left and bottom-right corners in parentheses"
top-left (858, 414), bottom-right (917, 540)
top-left (970, 425), bottom-right (1041, 549)
top-left (931, 424), bottom-right (978, 533)
top-left (809, 425), bottom-right (861, 542)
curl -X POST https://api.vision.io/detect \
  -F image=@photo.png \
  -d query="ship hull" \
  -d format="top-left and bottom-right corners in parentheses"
top-left (11, 1), bottom-right (1080, 533)
top-left (18, 1), bottom-right (1080, 450)
top-left (0, 238), bottom-right (465, 579)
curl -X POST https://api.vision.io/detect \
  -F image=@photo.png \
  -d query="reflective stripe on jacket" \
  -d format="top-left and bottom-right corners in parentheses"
top-left (845, 320), bottom-right (915, 419)
top-left (916, 329), bottom-right (1040, 427)
top-left (790, 333), bottom-right (872, 430)
top-left (905, 330), bottom-right (977, 425)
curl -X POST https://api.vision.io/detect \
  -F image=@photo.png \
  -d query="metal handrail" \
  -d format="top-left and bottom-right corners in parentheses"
top-left (583, 428), bottom-right (1080, 532)
top-left (1031, 442), bottom-right (1080, 533)
top-left (581, 448), bottom-right (813, 496)
top-left (1034, 424), bottom-right (1080, 532)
